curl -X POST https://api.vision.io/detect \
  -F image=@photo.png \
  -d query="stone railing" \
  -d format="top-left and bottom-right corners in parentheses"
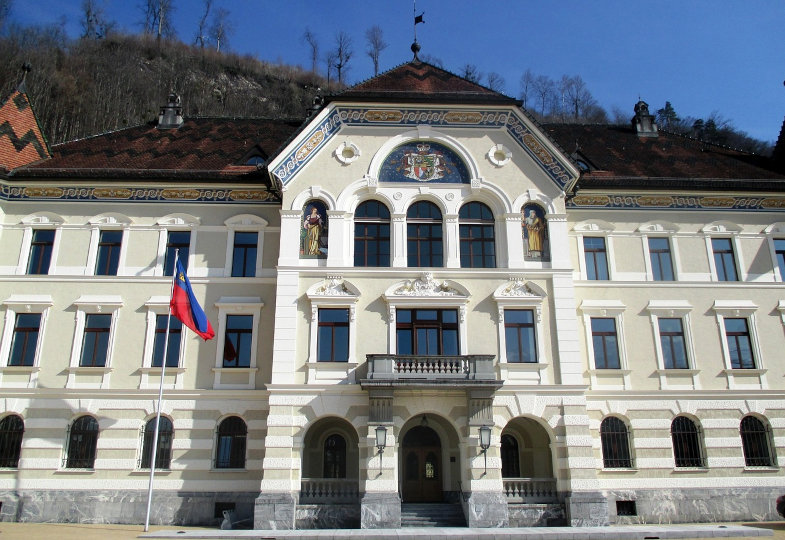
top-left (502, 478), bottom-right (559, 503)
top-left (365, 354), bottom-right (496, 381)
top-left (299, 478), bottom-right (360, 503)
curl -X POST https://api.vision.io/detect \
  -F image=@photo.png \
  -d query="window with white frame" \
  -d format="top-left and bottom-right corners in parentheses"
top-left (156, 214), bottom-right (199, 277)
top-left (646, 300), bottom-right (699, 389)
top-left (703, 222), bottom-right (743, 282)
top-left (307, 277), bottom-right (359, 382)
top-left (763, 223), bottom-right (785, 282)
top-left (140, 297), bottom-right (187, 389)
top-left (712, 300), bottom-right (765, 388)
top-left (639, 222), bottom-right (680, 281)
top-left (0, 296), bottom-right (52, 388)
top-left (212, 297), bottom-right (263, 390)
top-left (67, 296), bottom-right (123, 388)
top-left (574, 220), bottom-right (615, 281)
top-left (16, 212), bottom-right (64, 276)
top-left (86, 214), bottom-right (131, 277)
top-left (580, 300), bottom-right (629, 388)
top-left (224, 215), bottom-right (267, 278)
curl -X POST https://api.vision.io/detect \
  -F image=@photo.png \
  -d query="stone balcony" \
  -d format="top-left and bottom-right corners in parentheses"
top-left (360, 354), bottom-right (502, 389)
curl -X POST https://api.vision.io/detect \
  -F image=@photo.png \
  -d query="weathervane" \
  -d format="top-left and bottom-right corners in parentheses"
top-left (412, 0), bottom-right (424, 60)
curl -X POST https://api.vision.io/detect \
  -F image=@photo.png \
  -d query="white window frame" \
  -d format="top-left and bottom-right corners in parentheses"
top-left (702, 222), bottom-right (744, 282)
top-left (224, 214), bottom-right (268, 278)
top-left (646, 300), bottom-right (699, 390)
top-left (0, 295), bottom-right (53, 388)
top-left (639, 222), bottom-right (681, 281)
top-left (580, 300), bottom-right (629, 389)
top-left (155, 214), bottom-right (199, 277)
top-left (493, 279), bottom-right (549, 384)
top-left (306, 276), bottom-right (359, 383)
top-left (139, 296), bottom-right (187, 390)
top-left (764, 223), bottom-right (785, 282)
top-left (67, 295), bottom-right (123, 389)
top-left (86, 214), bottom-right (131, 277)
top-left (213, 297), bottom-right (263, 390)
top-left (574, 220), bottom-right (615, 281)
top-left (712, 300), bottom-right (766, 389)
top-left (16, 212), bottom-right (64, 275)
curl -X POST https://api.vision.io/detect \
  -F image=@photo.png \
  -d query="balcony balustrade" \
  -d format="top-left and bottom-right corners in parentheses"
top-left (299, 478), bottom-right (360, 503)
top-left (502, 477), bottom-right (559, 503)
top-left (363, 354), bottom-right (500, 388)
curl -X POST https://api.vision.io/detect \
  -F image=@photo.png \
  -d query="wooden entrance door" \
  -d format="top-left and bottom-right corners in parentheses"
top-left (401, 426), bottom-right (443, 502)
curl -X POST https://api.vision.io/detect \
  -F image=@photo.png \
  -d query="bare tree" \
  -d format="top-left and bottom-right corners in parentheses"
top-left (324, 49), bottom-right (337, 88)
top-left (486, 71), bottom-right (505, 93)
top-left (332, 31), bottom-right (352, 85)
top-left (195, 0), bottom-right (212, 49)
top-left (532, 74), bottom-right (556, 118)
top-left (303, 27), bottom-right (319, 76)
top-left (81, 0), bottom-right (114, 39)
top-left (460, 63), bottom-right (481, 84)
top-left (209, 7), bottom-right (232, 52)
top-left (141, 0), bottom-right (175, 41)
top-left (365, 25), bottom-right (387, 76)
top-left (559, 75), bottom-right (597, 122)
top-left (519, 69), bottom-right (535, 109)
top-left (0, 0), bottom-right (11, 34)
top-left (418, 53), bottom-right (443, 68)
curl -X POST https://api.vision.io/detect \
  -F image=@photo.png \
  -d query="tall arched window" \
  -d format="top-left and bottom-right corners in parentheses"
top-left (740, 415), bottom-right (775, 467)
top-left (323, 433), bottom-right (347, 478)
top-left (407, 201), bottom-right (442, 267)
top-left (671, 416), bottom-right (704, 468)
top-left (459, 202), bottom-right (495, 268)
top-left (0, 415), bottom-right (24, 468)
top-left (141, 417), bottom-right (174, 469)
top-left (600, 417), bottom-right (632, 468)
top-left (354, 200), bottom-right (390, 267)
top-left (500, 434), bottom-right (520, 478)
top-left (66, 415), bottom-right (99, 469)
top-left (215, 416), bottom-right (247, 469)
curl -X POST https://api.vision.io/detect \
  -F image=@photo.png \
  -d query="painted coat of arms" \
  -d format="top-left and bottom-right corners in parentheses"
top-left (379, 141), bottom-right (470, 184)
top-left (403, 143), bottom-right (447, 182)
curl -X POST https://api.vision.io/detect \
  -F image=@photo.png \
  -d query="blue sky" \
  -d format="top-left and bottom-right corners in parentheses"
top-left (11, 1), bottom-right (785, 143)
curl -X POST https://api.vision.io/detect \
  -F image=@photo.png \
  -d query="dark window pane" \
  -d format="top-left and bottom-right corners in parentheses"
top-left (152, 315), bottom-right (182, 368)
top-left (317, 308), bottom-right (349, 362)
top-left (141, 417), bottom-right (173, 469)
top-left (505, 309), bottom-right (537, 363)
top-left (164, 231), bottom-right (190, 276)
top-left (215, 417), bottom-right (246, 469)
top-left (671, 416), bottom-right (704, 467)
top-left (724, 318), bottom-right (755, 369)
top-left (66, 416), bottom-right (98, 468)
top-left (600, 417), bottom-right (632, 468)
top-left (9, 313), bottom-right (41, 367)
top-left (459, 202), bottom-right (495, 268)
top-left (395, 309), bottom-right (459, 356)
top-left (712, 238), bottom-right (738, 281)
top-left (27, 230), bottom-right (55, 275)
top-left (80, 314), bottom-right (112, 367)
top-left (232, 232), bottom-right (258, 277)
top-left (775, 239), bottom-right (785, 281)
top-left (584, 237), bottom-right (609, 280)
top-left (591, 317), bottom-right (620, 369)
top-left (659, 318), bottom-right (688, 369)
top-left (0, 415), bottom-right (24, 468)
top-left (95, 230), bottom-right (122, 276)
top-left (223, 315), bottom-right (253, 368)
top-left (355, 201), bottom-right (391, 267)
top-left (740, 416), bottom-right (774, 467)
top-left (649, 237), bottom-right (674, 281)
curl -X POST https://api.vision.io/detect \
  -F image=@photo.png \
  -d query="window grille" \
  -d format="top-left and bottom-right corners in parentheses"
top-left (0, 415), bottom-right (24, 468)
top-left (215, 416), bottom-right (246, 469)
top-left (140, 417), bottom-right (173, 469)
top-left (671, 416), bottom-right (704, 468)
top-left (65, 416), bottom-right (98, 469)
top-left (600, 417), bottom-right (632, 468)
top-left (740, 416), bottom-right (774, 467)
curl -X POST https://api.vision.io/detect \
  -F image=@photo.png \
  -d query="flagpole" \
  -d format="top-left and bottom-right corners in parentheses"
top-left (144, 249), bottom-right (178, 532)
top-left (413, 0), bottom-right (417, 43)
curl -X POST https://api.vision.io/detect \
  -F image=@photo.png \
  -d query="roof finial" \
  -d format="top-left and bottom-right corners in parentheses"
top-left (412, 0), bottom-right (424, 61)
top-left (18, 62), bottom-right (31, 92)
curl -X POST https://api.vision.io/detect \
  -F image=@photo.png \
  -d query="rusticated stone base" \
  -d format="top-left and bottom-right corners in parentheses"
top-left (254, 492), bottom-right (297, 530)
top-left (296, 504), bottom-right (360, 529)
top-left (360, 493), bottom-right (400, 529)
top-left (0, 489), bottom-right (256, 526)
top-left (565, 491), bottom-right (609, 526)
top-left (464, 491), bottom-right (509, 527)
top-left (507, 503), bottom-right (566, 527)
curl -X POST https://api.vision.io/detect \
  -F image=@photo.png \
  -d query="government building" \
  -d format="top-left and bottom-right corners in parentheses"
top-left (0, 52), bottom-right (784, 529)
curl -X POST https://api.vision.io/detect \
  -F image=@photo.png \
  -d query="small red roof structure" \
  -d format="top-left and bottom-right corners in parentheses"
top-left (0, 81), bottom-right (51, 172)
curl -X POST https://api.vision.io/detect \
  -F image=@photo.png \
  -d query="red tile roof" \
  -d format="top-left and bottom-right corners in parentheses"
top-left (0, 87), bottom-right (51, 171)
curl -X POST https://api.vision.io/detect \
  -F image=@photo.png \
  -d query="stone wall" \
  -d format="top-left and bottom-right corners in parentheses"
top-left (295, 504), bottom-right (360, 529)
top-left (507, 503), bottom-right (566, 527)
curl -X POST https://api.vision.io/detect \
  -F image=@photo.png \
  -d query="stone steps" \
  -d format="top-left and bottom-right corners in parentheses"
top-left (401, 503), bottom-right (466, 527)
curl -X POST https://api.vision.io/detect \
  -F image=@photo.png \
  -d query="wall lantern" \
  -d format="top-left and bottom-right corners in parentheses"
top-left (479, 425), bottom-right (492, 475)
top-left (375, 425), bottom-right (388, 475)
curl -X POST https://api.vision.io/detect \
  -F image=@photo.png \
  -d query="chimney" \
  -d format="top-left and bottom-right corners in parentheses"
top-left (157, 92), bottom-right (183, 129)
top-left (632, 99), bottom-right (658, 138)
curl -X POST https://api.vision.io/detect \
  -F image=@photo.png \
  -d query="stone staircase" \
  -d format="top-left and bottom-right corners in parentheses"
top-left (400, 503), bottom-right (467, 527)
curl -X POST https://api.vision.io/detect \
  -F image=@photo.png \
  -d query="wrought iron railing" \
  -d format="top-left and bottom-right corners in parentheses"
top-left (502, 477), bottom-right (558, 503)
top-left (299, 478), bottom-right (360, 503)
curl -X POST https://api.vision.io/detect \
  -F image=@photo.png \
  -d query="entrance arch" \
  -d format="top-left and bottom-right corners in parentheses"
top-left (401, 425), bottom-right (442, 502)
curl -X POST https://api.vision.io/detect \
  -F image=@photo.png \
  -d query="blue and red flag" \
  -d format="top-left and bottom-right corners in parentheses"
top-left (170, 257), bottom-right (214, 340)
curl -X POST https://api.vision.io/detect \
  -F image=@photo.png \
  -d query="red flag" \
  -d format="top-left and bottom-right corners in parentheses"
top-left (170, 258), bottom-right (214, 340)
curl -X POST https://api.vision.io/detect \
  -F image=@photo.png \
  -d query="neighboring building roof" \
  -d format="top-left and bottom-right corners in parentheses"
top-left (0, 85), bottom-right (51, 172)
top-left (332, 60), bottom-right (520, 105)
top-left (545, 124), bottom-right (785, 190)
top-left (14, 117), bottom-right (302, 181)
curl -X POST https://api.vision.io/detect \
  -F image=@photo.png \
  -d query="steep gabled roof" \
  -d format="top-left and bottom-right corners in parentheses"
top-left (331, 60), bottom-right (520, 105)
top-left (0, 83), bottom-right (51, 172)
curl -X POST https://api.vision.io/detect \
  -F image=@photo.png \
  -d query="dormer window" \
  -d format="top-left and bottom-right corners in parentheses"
top-left (245, 156), bottom-right (264, 166)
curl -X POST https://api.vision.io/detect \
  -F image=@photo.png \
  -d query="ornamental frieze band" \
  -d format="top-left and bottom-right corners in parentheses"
top-left (0, 184), bottom-right (278, 203)
top-left (568, 193), bottom-right (785, 211)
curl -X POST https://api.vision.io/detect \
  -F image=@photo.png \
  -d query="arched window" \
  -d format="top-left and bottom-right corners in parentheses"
top-left (140, 417), bottom-right (174, 470)
top-left (66, 416), bottom-right (99, 469)
top-left (0, 415), bottom-right (24, 468)
top-left (740, 416), bottom-right (775, 467)
top-left (600, 417), bottom-right (632, 468)
top-left (215, 416), bottom-right (247, 469)
top-left (323, 433), bottom-right (347, 478)
top-left (407, 201), bottom-right (442, 267)
top-left (459, 202), bottom-right (495, 268)
top-left (500, 434), bottom-right (520, 478)
top-left (354, 200), bottom-right (390, 267)
top-left (671, 416), bottom-right (704, 468)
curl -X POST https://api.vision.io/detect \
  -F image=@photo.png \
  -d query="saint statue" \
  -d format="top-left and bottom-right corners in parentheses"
top-left (301, 202), bottom-right (327, 257)
top-left (522, 205), bottom-right (548, 260)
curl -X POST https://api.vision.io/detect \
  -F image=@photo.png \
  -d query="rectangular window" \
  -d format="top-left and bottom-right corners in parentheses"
top-left (317, 308), bottom-right (349, 362)
top-left (27, 229), bottom-right (55, 275)
top-left (724, 318), bottom-right (755, 369)
top-left (95, 230), bottom-right (122, 276)
top-left (712, 238), bottom-right (738, 281)
top-left (8, 313), bottom-right (41, 366)
top-left (152, 315), bottom-right (182, 368)
top-left (79, 314), bottom-right (112, 367)
top-left (583, 237), bottom-right (609, 280)
top-left (222, 314), bottom-right (253, 368)
top-left (659, 318), bottom-right (688, 369)
top-left (504, 310), bottom-right (537, 363)
top-left (355, 222), bottom-right (390, 267)
top-left (591, 317), bottom-right (620, 369)
top-left (648, 237), bottom-right (674, 281)
top-left (775, 239), bottom-right (785, 280)
top-left (231, 232), bottom-right (258, 277)
top-left (164, 231), bottom-right (190, 276)
top-left (396, 309), bottom-right (459, 355)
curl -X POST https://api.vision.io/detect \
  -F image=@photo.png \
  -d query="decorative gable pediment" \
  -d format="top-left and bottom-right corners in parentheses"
top-left (384, 272), bottom-right (469, 301)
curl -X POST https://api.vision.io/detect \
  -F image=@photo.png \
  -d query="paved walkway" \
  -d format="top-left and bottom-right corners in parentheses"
top-left (142, 524), bottom-right (773, 540)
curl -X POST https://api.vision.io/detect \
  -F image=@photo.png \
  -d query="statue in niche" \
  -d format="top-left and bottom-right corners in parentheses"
top-left (300, 200), bottom-right (328, 258)
top-left (522, 204), bottom-right (549, 261)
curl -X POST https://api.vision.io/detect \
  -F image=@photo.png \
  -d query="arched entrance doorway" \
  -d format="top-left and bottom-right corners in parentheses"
top-left (401, 425), bottom-right (442, 502)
